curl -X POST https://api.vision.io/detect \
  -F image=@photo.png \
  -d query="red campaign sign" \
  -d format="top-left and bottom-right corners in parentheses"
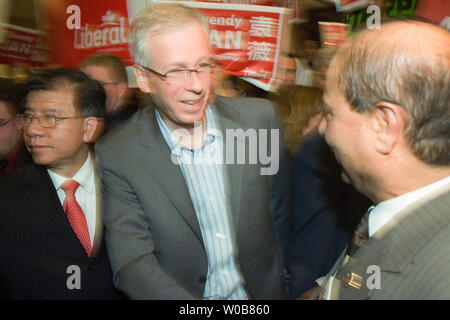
top-left (43, 0), bottom-right (132, 68)
top-left (336, 0), bottom-right (369, 12)
top-left (179, 2), bottom-right (291, 90)
top-left (179, 0), bottom-right (305, 22)
top-left (43, 0), bottom-right (290, 90)
top-left (415, 0), bottom-right (450, 27)
top-left (0, 24), bottom-right (47, 67)
top-left (318, 22), bottom-right (349, 48)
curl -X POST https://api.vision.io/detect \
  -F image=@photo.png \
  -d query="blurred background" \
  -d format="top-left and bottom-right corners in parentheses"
top-left (0, 0), bottom-right (448, 91)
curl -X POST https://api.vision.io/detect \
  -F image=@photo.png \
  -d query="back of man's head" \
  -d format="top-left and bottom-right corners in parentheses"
top-left (331, 21), bottom-right (449, 166)
top-left (78, 54), bottom-right (128, 84)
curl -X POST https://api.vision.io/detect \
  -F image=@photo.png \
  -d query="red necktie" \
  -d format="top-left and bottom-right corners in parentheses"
top-left (61, 180), bottom-right (92, 257)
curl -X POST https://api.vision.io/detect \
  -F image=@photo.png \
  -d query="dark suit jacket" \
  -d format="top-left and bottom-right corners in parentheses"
top-left (105, 103), bottom-right (138, 132)
top-left (95, 95), bottom-right (291, 299)
top-left (0, 163), bottom-right (124, 299)
top-left (285, 133), bottom-right (371, 299)
top-left (0, 141), bottom-right (32, 179)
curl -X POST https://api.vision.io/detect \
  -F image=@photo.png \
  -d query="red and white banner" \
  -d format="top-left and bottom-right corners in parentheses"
top-left (318, 22), bottom-right (349, 48)
top-left (335, 0), bottom-right (369, 12)
top-left (42, 0), bottom-right (132, 68)
top-left (153, 1), bottom-right (292, 91)
top-left (415, 0), bottom-right (450, 29)
top-left (41, 0), bottom-right (291, 91)
top-left (0, 23), bottom-right (47, 67)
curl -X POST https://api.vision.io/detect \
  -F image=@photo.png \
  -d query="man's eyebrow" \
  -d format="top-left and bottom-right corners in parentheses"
top-left (24, 107), bottom-right (60, 113)
top-left (166, 63), bottom-right (188, 70)
top-left (166, 58), bottom-right (214, 70)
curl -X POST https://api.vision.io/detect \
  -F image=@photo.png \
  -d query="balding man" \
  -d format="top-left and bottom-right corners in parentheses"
top-left (314, 21), bottom-right (450, 299)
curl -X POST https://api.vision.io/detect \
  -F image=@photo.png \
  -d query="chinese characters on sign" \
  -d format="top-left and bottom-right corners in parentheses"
top-left (185, 2), bottom-right (291, 91)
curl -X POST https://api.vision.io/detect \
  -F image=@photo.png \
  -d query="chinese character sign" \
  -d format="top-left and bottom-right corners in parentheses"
top-left (183, 2), bottom-right (291, 90)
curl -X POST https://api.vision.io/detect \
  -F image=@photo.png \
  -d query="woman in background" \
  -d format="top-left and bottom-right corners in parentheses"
top-left (272, 84), bottom-right (371, 299)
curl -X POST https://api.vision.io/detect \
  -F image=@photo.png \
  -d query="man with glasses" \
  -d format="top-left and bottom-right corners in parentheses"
top-left (0, 68), bottom-right (124, 299)
top-left (95, 3), bottom-right (291, 299)
top-left (0, 80), bottom-right (31, 178)
top-left (79, 53), bottom-right (138, 132)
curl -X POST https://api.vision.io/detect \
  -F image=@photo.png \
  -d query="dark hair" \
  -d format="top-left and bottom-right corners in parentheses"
top-left (0, 79), bottom-right (24, 114)
top-left (21, 68), bottom-right (106, 118)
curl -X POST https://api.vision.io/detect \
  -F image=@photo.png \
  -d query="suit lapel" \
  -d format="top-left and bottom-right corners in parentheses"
top-left (334, 239), bottom-right (385, 300)
top-left (376, 186), bottom-right (450, 272)
top-left (22, 164), bottom-right (88, 255)
top-left (23, 164), bottom-right (64, 219)
top-left (212, 97), bottom-right (245, 230)
top-left (137, 106), bottom-right (203, 244)
top-left (336, 186), bottom-right (450, 300)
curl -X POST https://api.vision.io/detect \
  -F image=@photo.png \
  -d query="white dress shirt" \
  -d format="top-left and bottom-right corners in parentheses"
top-left (48, 152), bottom-right (97, 245)
top-left (368, 176), bottom-right (450, 237)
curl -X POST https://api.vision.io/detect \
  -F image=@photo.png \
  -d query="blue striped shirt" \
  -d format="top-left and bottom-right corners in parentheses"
top-left (155, 106), bottom-right (248, 300)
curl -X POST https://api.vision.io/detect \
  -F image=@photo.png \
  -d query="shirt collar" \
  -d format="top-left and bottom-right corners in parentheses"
top-left (155, 105), bottom-right (219, 157)
top-left (48, 152), bottom-right (95, 194)
top-left (369, 175), bottom-right (450, 237)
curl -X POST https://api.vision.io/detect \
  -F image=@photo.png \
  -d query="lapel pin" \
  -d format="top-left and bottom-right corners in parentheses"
top-left (343, 272), bottom-right (363, 289)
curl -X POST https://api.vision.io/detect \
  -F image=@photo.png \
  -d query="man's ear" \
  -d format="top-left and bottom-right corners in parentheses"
top-left (134, 66), bottom-right (152, 94)
top-left (116, 81), bottom-right (129, 99)
top-left (371, 102), bottom-right (405, 155)
top-left (82, 117), bottom-right (105, 143)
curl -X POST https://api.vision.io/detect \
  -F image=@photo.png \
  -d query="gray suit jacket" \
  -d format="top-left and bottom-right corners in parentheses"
top-left (332, 184), bottom-right (450, 299)
top-left (95, 96), bottom-right (290, 299)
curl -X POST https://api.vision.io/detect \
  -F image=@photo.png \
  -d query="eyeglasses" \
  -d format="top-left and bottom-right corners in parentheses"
top-left (138, 63), bottom-right (216, 86)
top-left (16, 113), bottom-right (84, 128)
top-left (0, 118), bottom-right (13, 127)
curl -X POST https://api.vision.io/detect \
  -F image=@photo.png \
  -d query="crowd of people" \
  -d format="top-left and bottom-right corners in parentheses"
top-left (0, 2), bottom-right (448, 300)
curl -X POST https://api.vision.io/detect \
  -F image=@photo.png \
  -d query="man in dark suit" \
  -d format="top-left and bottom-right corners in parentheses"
top-left (314, 21), bottom-right (450, 299)
top-left (95, 3), bottom-right (291, 299)
top-left (0, 68), bottom-right (124, 299)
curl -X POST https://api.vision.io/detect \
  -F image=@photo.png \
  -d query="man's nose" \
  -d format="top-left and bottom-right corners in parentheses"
top-left (25, 117), bottom-right (44, 137)
top-left (184, 71), bottom-right (205, 94)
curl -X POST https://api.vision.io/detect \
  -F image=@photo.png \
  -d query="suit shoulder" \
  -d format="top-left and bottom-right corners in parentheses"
top-left (217, 95), bottom-right (274, 114)
top-left (215, 95), bottom-right (275, 128)
top-left (0, 164), bottom-right (32, 199)
top-left (96, 107), bottom-right (146, 152)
